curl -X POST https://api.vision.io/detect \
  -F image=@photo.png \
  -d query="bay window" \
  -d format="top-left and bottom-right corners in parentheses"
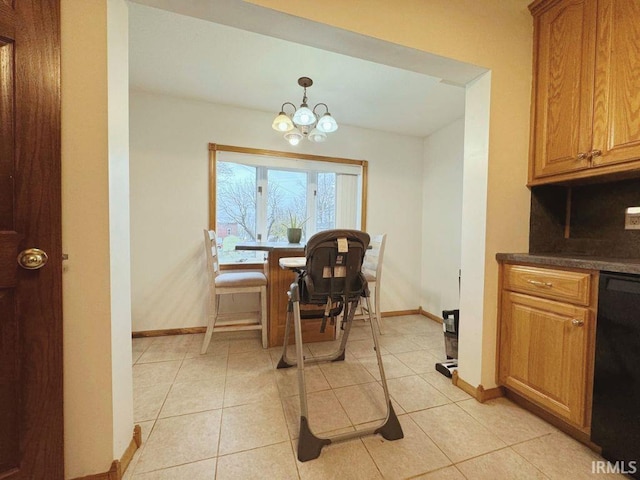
top-left (209, 144), bottom-right (367, 264)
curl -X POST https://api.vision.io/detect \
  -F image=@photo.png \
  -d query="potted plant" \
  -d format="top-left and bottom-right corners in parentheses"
top-left (284, 212), bottom-right (309, 243)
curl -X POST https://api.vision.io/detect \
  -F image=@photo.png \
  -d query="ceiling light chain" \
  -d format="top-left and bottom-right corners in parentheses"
top-left (272, 77), bottom-right (338, 146)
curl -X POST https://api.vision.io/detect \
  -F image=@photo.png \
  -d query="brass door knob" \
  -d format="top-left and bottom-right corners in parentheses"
top-left (17, 248), bottom-right (49, 270)
top-left (571, 319), bottom-right (585, 327)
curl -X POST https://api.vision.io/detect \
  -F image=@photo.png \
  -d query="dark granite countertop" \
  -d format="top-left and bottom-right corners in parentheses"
top-left (496, 253), bottom-right (640, 275)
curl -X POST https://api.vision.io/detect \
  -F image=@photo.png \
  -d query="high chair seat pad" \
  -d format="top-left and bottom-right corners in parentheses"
top-left (215, 271), bottom-right (267, 288)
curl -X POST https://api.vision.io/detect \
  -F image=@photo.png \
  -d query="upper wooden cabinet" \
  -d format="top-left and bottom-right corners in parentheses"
top-left (529, 0), bottom-right (640, 185)
top-left (591, 0), bottom-right (640, 168)
top-left (530, 0), bottom-right (596, 180)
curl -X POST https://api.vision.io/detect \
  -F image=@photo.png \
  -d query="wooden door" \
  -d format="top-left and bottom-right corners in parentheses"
top-left (0, 1), bottom-right (63, 479)
top-left (499, 292), bottom-right (590, 427)
top-left (591, 0), bottom-right (640, 168)
top-left (530, 0), bottom-right (596, 179)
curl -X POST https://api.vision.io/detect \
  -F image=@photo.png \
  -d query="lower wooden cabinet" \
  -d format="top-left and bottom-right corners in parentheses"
top-left (497, 263), bottom-right (597, 430)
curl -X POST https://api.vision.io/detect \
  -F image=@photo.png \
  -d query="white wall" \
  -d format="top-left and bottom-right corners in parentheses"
top-left (59, 1), bottom-right (531, 475)
top-left (458, 73), bottom-right (492, 387)
top-left (420, 118), bottom-right (464, 317)
top-left (130, 90), bottom-right (424, 332)
top-left (107, 0), bottom-right (134, 461)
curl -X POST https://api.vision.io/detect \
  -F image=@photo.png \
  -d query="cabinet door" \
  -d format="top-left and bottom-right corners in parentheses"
top-left (531, 0), bottom-right (597, 179)
top-left (591, 0), bottom-right (640, 168)
top-left (499, 292), bottom-right (590, 426)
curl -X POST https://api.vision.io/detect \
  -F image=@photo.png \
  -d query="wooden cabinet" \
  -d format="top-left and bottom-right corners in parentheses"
top-left (591, 0), bottom-right (640, 169)
top-left (231, 244), bottom-right (336, 347)
top-left (265, 248), bottom-right (335, 347)
top-left (498, 263), bottom-right (597, 430)
top-left (529, 0), bottom-right (640, 185)
top-left (530, 0), bottom-right (596, 180)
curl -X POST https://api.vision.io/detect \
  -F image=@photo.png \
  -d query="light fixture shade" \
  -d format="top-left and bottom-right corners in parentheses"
top-left (284, 128), bottom-right (303, 146)
top-left (316, 113), bottom-right (338, 133)
top-left (308, 128), bottom-right (327, 143)
top-left (272, 113), bottom-right (294, 132)
top-left (292, 105), bottom-right (316, 126)
top-left (274, 78), bottom-right (337, 143)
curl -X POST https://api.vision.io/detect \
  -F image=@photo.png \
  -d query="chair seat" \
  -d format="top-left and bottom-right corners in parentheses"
top-left (215, 271), bottom-right (267, 288)
top-left (202, 229), bottom-right (268, 355)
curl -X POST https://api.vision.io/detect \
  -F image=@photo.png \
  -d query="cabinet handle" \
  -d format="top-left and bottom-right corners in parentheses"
top-left (526, 279), bottom-right (553, 288)
top-left (590, 149), bottom-right (602, 158)
top-left (576, 152), bottom-right (588, 160)
top-left (572, 319), bottom-right (585, 327)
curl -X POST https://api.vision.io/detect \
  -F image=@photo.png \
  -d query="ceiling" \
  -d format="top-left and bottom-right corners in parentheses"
top-left (128, 1), bottom-right (473, 138)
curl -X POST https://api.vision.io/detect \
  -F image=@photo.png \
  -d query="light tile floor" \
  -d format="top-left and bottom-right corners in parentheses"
top-left (125, 315), bottom-right (624, 479)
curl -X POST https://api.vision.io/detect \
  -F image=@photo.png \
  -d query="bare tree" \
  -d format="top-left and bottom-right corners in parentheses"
top-left (217, 178), bottom-right (257, 240)
top-left (269, 178), bottom-right (308, 241)
top-left (316, 173), bottom-right (336, 230)
top-left (266, 183), bottom-right (285, 239)
top-left (218, 163), bottom-right (324, 242)
top-left (217, 164), bottom-right (291, 241)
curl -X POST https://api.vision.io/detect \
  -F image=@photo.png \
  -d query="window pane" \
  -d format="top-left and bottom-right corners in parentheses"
top-left (216, 161), bottom-right (260, 263)
top-left (267, 169), bottom-right (308, 242)
top-left (316, 172), bottom-right (336, 231)
top-left (213, 150), bottom-right (364, 265)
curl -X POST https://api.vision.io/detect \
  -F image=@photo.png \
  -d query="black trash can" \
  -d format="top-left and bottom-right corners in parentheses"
top-left (435, 309), bottom-right (459, 378)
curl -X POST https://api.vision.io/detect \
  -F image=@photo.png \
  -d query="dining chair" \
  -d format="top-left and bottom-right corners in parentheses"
top-left (277, 229), bottom-right (403, 461)
top-left (200, 229), bottom-right (268, 354)
top-left (353, 233), bottom-right (387, 333)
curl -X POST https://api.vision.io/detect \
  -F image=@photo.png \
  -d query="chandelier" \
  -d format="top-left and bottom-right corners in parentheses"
top-left (271, 77), bottom-right (339, 145)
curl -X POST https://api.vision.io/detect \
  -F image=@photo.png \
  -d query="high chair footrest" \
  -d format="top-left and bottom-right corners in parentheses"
top-left (298, 416), bottom-right (331, 462)
top-left (276, 356), bottom-right (295, 369)
top-left (330, 350), bottom-right (346, 362)
top-left (374, 401), bottom-right (404, 441)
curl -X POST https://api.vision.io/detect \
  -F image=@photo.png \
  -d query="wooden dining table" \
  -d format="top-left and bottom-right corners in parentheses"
top-left (234, 241), bottom-right (336, 347)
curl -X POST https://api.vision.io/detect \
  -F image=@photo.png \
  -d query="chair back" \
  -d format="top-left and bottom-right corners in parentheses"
top-left (363, 233), bottom-right (387, 283)
top-left (302, 229), bottom-right (370, 304)
top-left (203, 229), bottom-right (221, 286)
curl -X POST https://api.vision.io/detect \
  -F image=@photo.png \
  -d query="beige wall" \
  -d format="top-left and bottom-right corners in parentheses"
top-left (61, 0), bottom-right (132, 477)
top-left (59, 0), bottom-right (532, 475)
top-left (61, 0), bottom-right (114, 476)
top-left (247, 0), bottom-right (534, 387)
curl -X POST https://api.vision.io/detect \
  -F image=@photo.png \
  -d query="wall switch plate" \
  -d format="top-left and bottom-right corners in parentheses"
top-left (625, 207), bottom-right (640, 230)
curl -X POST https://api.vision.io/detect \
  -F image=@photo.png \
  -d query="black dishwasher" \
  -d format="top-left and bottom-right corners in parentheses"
top-left (592, 272), bottom-right (640, 478)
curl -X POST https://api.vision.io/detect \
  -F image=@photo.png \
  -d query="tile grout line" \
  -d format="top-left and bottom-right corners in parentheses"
top-left (214, 348), bottom-right (231, 465)
top-left (132, 341), bottom-right (191, 476)
top-left (132, 319), bottom-right (570, 478)
top-left (502, 445), bottom-right (553, 479)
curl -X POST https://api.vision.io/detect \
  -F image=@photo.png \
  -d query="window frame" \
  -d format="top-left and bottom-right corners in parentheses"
top-left (208, 144), bottom-right (368, 252)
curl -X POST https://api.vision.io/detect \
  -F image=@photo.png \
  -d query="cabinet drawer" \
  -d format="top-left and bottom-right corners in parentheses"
top-left (503, 264), bottom-right (591, 306)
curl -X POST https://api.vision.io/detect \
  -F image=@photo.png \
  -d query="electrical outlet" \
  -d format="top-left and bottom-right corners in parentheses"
top-left (625, 207), bottom-right (640, 230)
